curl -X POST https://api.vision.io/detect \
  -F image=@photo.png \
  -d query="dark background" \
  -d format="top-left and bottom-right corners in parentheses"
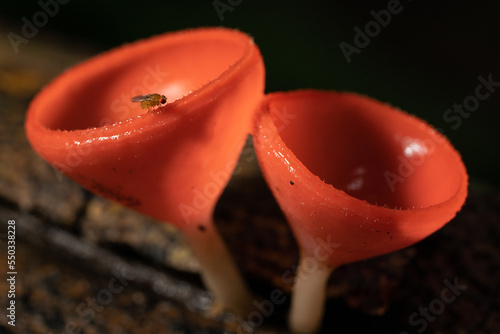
top-left (1, 0), bottom-right (499, 187)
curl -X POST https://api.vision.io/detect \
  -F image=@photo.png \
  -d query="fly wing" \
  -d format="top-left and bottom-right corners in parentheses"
top-left (131, 94), bottom-right (154, 102)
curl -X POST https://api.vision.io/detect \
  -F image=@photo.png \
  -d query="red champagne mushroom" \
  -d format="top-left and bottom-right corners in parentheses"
top-left (25, 28), bottom-right (265, 315)
top-left (252, 90), bottom-right (468, 333)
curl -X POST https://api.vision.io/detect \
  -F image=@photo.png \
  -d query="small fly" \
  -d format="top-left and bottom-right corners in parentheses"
top-left (131, 94), bottom-right (167, 110)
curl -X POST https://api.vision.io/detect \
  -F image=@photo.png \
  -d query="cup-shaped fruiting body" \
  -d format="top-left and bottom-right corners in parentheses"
top-left (252, 90), bottom-right (468, 333)
top-left (25, 28), bottom-right (265, 315)
top-left (26, 27), bottom-right (264, 228)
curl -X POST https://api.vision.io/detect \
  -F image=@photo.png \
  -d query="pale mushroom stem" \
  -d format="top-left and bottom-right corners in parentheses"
top-left (185, 221), bottom-right (254, 317)
top-left (288, 256), bottom-right (334, 334)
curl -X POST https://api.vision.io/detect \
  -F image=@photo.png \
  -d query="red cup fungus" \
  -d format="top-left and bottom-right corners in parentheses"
top-left (25, 28), bottom-right (265, 316)
top-left (24, 26), bottom-right (469, 333)
top-left (252, 90), bottom-right (468, 333)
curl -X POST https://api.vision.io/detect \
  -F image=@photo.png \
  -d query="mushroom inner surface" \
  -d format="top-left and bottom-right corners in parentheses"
top-left (40, 33), bottom-right (247, 131)
top-left (272, 93), bottom-right (464, 210)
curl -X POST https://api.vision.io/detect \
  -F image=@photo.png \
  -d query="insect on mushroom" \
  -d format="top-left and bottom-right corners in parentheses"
top-left (25, 28), bottom-right (264, 319)
top-left (131, 93), bottom-right (167, 110)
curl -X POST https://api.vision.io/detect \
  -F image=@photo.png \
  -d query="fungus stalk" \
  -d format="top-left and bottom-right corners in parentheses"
top-left (24, 28), bottom-right (264, 318)
top-left (253, 90), bottom-right (468, 333)
top-left (288, 257), bottom-right (333, 334)
top-left (186, 222), bottom-right (254, 316)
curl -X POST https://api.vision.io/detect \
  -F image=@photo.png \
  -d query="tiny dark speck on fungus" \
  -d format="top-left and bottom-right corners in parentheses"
top-left (290, 181), bottom-right (294, 185)
top-left (197, 225), bottom-right (206, 232)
